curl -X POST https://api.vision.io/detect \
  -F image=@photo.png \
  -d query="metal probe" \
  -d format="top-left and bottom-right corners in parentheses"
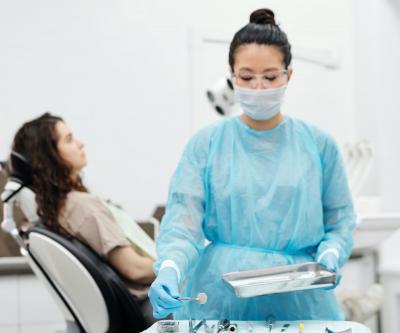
top-left (177, 292), bottom-right (208, 304)
top-left (266, 315), bottom-right (276, 332)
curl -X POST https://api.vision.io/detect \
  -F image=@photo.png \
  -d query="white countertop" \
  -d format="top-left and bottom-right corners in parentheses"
top-left (0, 256), bottom-right (31, 274)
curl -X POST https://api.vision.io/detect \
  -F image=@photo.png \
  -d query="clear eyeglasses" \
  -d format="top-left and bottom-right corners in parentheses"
top-left (232, 69), bottom-right (288, 89)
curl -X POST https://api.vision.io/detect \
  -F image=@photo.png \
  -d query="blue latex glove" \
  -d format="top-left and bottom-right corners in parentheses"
top-left (318, 252), bottom-right (342, 289)
top-left (148, 267), bottom-right (183, 318)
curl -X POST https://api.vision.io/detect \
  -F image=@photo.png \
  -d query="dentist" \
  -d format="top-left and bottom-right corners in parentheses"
top-left (149, 8), bottom-right (356, 320)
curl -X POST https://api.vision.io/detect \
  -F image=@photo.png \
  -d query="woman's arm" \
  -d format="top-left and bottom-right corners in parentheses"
top-left (316, 134), bottom-right (357, 267)
top-left (63, 192), bottom-right (156, 284)
top-left (108, 246), bottom-right (155, 284)
top-left (153, 126), bottom-right (213, 281)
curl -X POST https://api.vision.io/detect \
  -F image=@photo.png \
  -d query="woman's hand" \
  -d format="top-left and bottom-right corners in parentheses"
top-left (318, 251), bottom-right (339, 272)
top-left (318, 252), bottom-right (342, 289)
top-left (148, 267), bottom-right (184, 318)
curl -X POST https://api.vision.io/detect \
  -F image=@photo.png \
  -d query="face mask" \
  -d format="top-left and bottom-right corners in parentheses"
top-left (233, 84), bottom-right (287, 121)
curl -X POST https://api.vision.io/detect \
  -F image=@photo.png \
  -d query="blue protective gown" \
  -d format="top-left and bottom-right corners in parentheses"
top-left (154, 116), bottom-right (356, 320)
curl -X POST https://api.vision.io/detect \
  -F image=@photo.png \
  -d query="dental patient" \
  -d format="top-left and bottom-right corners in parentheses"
top-left (10, 113), bottom-right (157, 325)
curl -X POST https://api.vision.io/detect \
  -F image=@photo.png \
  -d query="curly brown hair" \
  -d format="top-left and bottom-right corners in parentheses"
top-left (11, 113), bottom-right (87, 236)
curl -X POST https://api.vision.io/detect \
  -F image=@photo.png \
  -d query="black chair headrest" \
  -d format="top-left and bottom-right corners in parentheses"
top-left (9, 151), bottom-right (33, 187)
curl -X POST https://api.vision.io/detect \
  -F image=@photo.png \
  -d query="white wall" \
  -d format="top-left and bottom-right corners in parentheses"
top-left (190, 0), bottom-right (357, 144)
top-left (352, 0), bottom-right (400, 271)
top-left (352, 3), bottom-right (400, 331)
top-left (0, 0), bottom-right (398, 220)
top-left (353, 0), bottom-right (400, 208)
top-left (0, 1), bottom-right (193, 218)
top-left (374, 0), bottom-right (400, 213)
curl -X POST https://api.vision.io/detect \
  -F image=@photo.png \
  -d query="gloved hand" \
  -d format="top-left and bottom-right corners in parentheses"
top-left (317, 252), bottom-right (342, 289)
top-left (318, 251), bottom-right (339, 272)
top-left (148, 267), bottom-right (183, 318)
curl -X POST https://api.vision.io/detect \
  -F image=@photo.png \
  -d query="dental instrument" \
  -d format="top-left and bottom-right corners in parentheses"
top-left (325, 328), bottom-right (352, 333)
top-left (266, 315), bottom-right (276, 332)
top-left (178, 292), bottom-right (208, 304)
top-left (157, 321), bottom-right (180, 333)
top-left (217, 319), bottom-right (230, 333)
top-left (193, 319), bottom-right (206, 333)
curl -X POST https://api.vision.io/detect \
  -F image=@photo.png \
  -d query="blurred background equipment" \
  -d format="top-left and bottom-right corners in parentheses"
top-left (206, 77), bottom-right (238, 117)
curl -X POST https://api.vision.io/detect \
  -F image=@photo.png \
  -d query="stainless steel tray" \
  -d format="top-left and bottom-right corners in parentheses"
top-left (222, 262), bottom-right (336, 297)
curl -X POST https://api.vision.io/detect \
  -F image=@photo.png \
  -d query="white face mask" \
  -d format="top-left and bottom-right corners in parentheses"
top-left (233, 84), bottom-right (287, 121)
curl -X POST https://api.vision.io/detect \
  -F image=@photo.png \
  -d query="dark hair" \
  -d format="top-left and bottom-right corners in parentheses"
top-left (229, 8), bottom-right (292, 71)
top-left (11, 113), bottom-right (87, 236)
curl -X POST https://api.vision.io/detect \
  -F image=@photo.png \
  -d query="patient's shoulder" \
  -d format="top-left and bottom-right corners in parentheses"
top-left (67, 190), bottom-right (97, 204)
top-left (63, 191), bottom-right (106, 219)
top-left (61, 191), bottom-right (129, 258)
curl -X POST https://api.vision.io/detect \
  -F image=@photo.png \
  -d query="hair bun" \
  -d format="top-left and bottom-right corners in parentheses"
top-left (250, 8), bottom-right (276, 25)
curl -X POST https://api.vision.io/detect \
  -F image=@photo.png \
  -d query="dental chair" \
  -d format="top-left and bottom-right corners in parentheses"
top-left (1, 152), bottom-right (149, 333)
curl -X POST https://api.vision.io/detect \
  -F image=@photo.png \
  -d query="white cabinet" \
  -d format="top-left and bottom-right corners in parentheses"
top-left (0, 273), bottom-right (65, 331)
top-left (0, 276), bottom-right (18, 326)
top-left (380, 270), bottom-right (400, 333)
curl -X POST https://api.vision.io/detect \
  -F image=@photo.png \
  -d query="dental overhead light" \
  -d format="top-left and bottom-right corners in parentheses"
top-left (206, 77), bottom-right (239, 117)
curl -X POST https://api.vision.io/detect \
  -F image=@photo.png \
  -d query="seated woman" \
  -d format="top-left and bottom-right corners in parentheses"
top-left (11, 112), bottom-right (156, 325)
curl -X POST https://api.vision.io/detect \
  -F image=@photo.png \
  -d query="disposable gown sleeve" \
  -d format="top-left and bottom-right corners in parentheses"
top-left (316, 134), bottom-right (357, 268)
top-left (153, 128), bottom-right (211, 281)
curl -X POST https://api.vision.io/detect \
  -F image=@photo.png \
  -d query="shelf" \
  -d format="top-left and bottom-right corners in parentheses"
top-left (353, 214), bottom-right (400, 254)
top-left (0, 256), bottom-right (31, 275)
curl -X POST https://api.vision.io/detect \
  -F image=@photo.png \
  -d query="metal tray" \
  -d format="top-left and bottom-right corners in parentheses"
top-left (222, 262), bottom-right (336, 297)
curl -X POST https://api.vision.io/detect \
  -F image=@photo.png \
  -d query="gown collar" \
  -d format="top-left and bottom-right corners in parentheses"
top-left (233, 115), bottom-right (289, 135)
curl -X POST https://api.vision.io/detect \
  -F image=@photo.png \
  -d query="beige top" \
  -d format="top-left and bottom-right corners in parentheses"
top-left (59, 191), bottom-right (150, 300)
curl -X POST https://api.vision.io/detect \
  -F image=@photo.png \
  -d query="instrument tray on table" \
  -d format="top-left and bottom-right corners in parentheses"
top-left (222, 262), bottom-right (336, 297)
